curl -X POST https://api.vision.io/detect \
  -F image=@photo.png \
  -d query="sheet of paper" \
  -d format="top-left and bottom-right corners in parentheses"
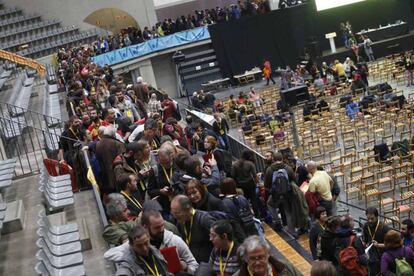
top-left (365, 243), bottom-right (374, 255)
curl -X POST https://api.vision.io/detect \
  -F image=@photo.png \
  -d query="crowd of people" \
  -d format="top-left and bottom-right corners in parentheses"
top-left (91, 0), bottom-right (271, 55)
top-left (52, 19), bottom-right (414, 274)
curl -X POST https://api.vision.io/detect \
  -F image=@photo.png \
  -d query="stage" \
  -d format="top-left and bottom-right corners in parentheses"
top-left (317, 31), bottom-right (414, 63)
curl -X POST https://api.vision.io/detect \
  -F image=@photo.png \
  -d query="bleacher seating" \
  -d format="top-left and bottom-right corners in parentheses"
top-left (0, 1), bottom-right (100, 59)
top-left (0, 19), bottom-right (62, 43)
top-left (0, 14), bottom-right (41, 31)
top-left (39, 167), bottom-right (75, 211)
top-left (0, 66), bottom-right (12, 90)
top-left (35, 209), bottom-right (86, 276)
top-left (7, 69), bottom-right (34, 116)
top-left (0, 7), bottom-right (22, 20)
top-left (2, 25), bottom-right (79, 53)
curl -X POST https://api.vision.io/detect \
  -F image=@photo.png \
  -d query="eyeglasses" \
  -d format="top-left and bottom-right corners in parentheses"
top-left (247, 255), bottom-right (267, 263)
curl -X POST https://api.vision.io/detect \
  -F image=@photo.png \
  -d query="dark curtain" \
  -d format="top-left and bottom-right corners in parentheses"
top-left (209, 0), bottom-right (414, 80)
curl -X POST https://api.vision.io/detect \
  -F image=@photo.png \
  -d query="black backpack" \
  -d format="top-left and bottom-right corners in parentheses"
top-left (270, 168), bottom-right (291, 200)
top-left (230, 196), bottom-right (258, 236)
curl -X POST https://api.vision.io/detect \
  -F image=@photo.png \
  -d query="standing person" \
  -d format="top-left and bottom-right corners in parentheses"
top-left (363, 207), bottom-right (390, 276)
top-left (311, 260), bottom-right (337, 276)
top-left (113, 225), bottom-right (169, 276)
top-left (95, 126), bottom-right (125, 195)
top-left (161, 94), bottom-right (177, 122)
top-left (231, 149), bottom-right (258, 216)
top-left (170, 195), bottom-right (215, 263)
top-left (340, 22), bottom-right (350, 48)
top-left (184, 179), bottom-right (225, 212)
top-left (209, 220), bottom-right (240, 276)
top-left (319, 216), bottom-right (340, 266)
top-left (263, 59), bottom-right (276, 85)
top-left (381, 230), bottom-right (414, 276)
top-left (133, 76), bottom-right (149, 104)
top-left (212, 113), bottom-right (229, 150)
top-left (309, 206), bottom-right (327, 260)
top-left (147, 93), bottom-right (162, 116)
top-left (234, 236), bottom-right (302, 276)
top-left (141, 210), bottom-right (199, 275)
top-left (307, 161), bottom-right (334, 216)
top-left (147, 145), bottom-right (176, 218)
top-left (264, 152), bottom-right (299, 236)
top-left (363, 35), bottom-right (375, 61)
top-left (405, 52), bottom-right (414, 87)
top-left (401, 219), bottom-right (414, 249)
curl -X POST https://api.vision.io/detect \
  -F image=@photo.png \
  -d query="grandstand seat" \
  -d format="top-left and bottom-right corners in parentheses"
top-left (36, 245), bottom-right (83, 269)
top-left (37, 209), bottom-right (79, 235)
top-left (35, 255), bottom-right (85, 276)
top-left (37, 226), bottom-right (80, 245)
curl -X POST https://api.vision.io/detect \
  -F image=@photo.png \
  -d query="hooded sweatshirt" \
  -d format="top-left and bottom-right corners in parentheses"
top-left (105, 230), bottom-right (199, 275)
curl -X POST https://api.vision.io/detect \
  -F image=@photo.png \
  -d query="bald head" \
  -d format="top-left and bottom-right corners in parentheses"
top-left (307, 161), bottom-right (317, 174)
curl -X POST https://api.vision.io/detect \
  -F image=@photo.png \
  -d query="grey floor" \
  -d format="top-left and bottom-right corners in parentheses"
top-left (0, 174), bottom-right (114, 275)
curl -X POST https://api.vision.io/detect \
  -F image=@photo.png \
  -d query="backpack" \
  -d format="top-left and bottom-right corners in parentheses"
top-left (231, 196), bottom-right (258, 236)
top-left (270, 168), bottom-right (291, 200)
top-left (339, 236), bottom-right (368, 276)
top-left (395, 247), bottom-right (414, 276)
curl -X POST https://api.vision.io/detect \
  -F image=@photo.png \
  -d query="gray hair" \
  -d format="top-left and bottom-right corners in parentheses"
top-left (103, 125), bottom-right (116, 138)
top-left (159, 142), bottom-right (176, 158)
top-left (105, 193), bottom-right (127, 219)
top-left (238, 235), bottom-right (270, 262)
top-left (98, 126), bottom-right (106, 137)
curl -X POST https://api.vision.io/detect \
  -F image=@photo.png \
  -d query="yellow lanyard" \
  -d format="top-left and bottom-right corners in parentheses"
top-left (139, 161), bottom-right (150, 191)
top-left (184, 209), bottom-right (196, 245)
top-left (161, 165), bottom-right (172, 183)
top-left (248, 265), bottom-right (273, 276)
top-left (318, 221), bottom-right (325, 231)
top-left (151, 140), bottom-right (158, 150)
top-left (69, 127), bottom-right (80, 140)
top-left (120, 191), bottom-right (142, 210)
top-left (368, 220), bottom-right (380, 241)
top-left (219, 241), bottom-right (234, 276)
top-left (138, 255), bottom-right (160, 276)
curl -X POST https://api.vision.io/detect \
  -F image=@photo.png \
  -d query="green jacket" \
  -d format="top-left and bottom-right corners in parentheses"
top-left (103, 219), bottom-right (179, 246)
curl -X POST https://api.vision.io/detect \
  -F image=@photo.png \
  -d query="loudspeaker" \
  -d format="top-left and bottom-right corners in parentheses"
top-left (307, 41), bottom-right (322, 58)
top-left (280, 85), bottom-right (309, 107)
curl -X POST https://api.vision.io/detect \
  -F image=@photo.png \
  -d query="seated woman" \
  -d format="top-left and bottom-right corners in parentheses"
top-left (209, 220), bottom-right (240, 276)
top-left (185, 179), bottom-right (225, 212)
top-left (234, 235), bottom-right (302, 276)
top-left (345, 99), bottom-right (360, 120)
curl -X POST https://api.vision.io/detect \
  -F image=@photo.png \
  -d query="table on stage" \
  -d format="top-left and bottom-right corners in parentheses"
top-left (233, 67), bottom-right (262, 84)
top-left (201, 78), bottom-right (230, 92)
top-left (356, 22), bottom-right (408, 41)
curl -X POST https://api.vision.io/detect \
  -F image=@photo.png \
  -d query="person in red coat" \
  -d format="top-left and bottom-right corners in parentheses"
top-left (263, 59), bottom-right (276, 85)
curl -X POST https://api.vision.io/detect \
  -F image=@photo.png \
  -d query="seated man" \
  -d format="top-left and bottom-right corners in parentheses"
top-left (113, 225), bottom-right (169, 276)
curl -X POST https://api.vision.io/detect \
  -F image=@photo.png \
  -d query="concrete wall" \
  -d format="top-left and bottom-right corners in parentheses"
top-left (3, 0), bottom-right (157, 31)
top-left (151, 53), bottom-right (179, 98)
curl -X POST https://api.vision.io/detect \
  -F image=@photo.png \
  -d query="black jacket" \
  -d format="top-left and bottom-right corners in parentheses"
top-left (176, 210), bottom-right (215, 263)
top-left (194, 192), bottom-right (227, 212)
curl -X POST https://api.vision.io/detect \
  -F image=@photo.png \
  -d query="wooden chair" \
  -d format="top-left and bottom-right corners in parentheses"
top-left (383, 209), bottom-right (400, 229)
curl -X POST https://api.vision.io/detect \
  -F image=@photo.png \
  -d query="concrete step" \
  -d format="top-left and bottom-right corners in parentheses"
top-left (1, 199), bottom-right (25, 234)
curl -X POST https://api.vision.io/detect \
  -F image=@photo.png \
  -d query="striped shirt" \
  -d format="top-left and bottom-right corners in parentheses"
top-left (209, 245), bottom-right (240, 276)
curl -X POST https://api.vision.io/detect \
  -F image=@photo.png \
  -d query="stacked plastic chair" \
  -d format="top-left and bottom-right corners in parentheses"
top-left (35, 209), bottom-right (85, 275)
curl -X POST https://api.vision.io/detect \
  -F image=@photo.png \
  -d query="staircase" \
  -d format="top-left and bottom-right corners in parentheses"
top-left (178, 44), bottom-right (222, 94)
